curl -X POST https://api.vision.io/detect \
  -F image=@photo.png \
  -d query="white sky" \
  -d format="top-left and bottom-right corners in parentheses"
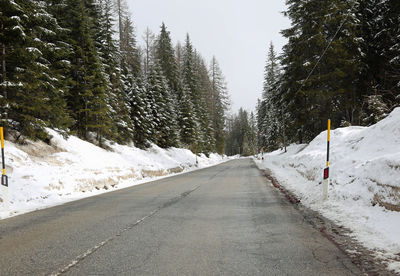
top-left (127, 0), bottom-right (290, 113)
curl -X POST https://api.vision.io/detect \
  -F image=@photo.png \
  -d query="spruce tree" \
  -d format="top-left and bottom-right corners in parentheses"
top-left (95, 0), bottom-right (132, 144)
top-left (209, 57), bottom-right (229, 154)
top-left (225, 108), bottom-right (256, 156)
top-left (358, 0), bottom-right (400, 118)
top-left (0, 0), bottom-right (28, 132)
top-left (181, 34), bottom-right (201, 148)
top-left (155, 23), bottom-right (180, 96)
top-left (194, 53), bottom-right (214, 153)
top-left (127, 77), bottom-right (152, 148)
top-left (280, 0), bottom-right (361, 142)
top-left (177, 84), bottom-right (196, 147)
top-left (61, 0), bottom-right (110, 141)
top-left (260, 42), bottom-right (280, 151)
top-left (256, 98), bottom-right (266, 149)
top-left (146, 63), bottom-right (178, 148)
top-left (120, 15), bottom-right (141, 79)
top-left (1, 0), bottom-right (71, 140)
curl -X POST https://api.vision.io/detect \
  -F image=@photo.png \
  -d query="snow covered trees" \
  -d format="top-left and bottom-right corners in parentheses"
top-left (0, 2), bottom-right (229, 154)
top-left (279, 0), bottom-right (362, 142)
top-left (358, 0), bottom-right (400, 121)
top-left (258, 0), bottom-right (400, 151)
top-left (210, 57), bottom-right (229, 154)
top-left (257, 42), bottom-right (280, 151)
top-left (225, 108), bottom-right (257, 156)
top-left (0, 0), bottom-right (71, 140)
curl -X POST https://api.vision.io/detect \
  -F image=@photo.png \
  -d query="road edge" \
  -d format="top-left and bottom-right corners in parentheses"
top-left (253, 159), bottom-right (395, 276)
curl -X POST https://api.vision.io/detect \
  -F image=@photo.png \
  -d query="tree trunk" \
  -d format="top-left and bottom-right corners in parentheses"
top-left (117, 0), bottom-right (122, 50)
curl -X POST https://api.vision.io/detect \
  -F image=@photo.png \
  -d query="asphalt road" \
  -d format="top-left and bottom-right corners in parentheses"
top-left (0, 158), bottom-right (361, 275)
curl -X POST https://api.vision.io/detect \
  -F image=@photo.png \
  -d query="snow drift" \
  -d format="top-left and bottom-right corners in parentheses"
top-left (0, 129), bottom-right (228, 219)
top-left (255, 107), bottom-right (400, 273)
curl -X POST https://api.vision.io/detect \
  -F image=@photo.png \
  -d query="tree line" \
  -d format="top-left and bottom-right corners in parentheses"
top-left (0, 0), bottom-right (230, 155)
top-left (258, 0), bottom-right (400, 152)
top-left (225, 108), bottom-right (257, 156)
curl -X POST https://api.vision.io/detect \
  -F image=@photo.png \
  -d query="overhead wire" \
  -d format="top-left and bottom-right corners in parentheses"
top-left (294, 1), bottom-right (359, 96)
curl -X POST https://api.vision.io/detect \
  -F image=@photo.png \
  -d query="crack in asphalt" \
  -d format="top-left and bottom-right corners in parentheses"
top-left (50, 185), bottom-right (200, 276)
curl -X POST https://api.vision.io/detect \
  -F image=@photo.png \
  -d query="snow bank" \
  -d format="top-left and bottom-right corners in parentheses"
top-left (0, 129), bottom-right (229, 219)
top-left (255, 107), bottom-right (400, 272)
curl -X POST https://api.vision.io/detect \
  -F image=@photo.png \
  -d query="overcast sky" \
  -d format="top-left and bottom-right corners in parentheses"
top-left (126, 0), bottom-right (291, 114)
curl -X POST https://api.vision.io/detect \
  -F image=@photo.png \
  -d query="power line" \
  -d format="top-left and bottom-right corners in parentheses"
top-left (295, 2), bottom-right (358, 96)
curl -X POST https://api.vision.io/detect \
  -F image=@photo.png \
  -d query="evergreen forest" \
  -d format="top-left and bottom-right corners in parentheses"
top-left (2, 0), bottom-right (399, 157)
top-left (0, 0), bottom-right (230, 155)
top-left (257, 0), bottom-right (400, 152)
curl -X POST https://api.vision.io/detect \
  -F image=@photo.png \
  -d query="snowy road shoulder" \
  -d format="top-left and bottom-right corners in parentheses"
top-left (254, 107), bottom-right (400, 274)
top-left (0, 129), bottom-right (233, 220)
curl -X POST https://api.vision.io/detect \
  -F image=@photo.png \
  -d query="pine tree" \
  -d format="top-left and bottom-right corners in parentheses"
top-left (194, 53), bottom-right (214, 153)
top-left (256, 99), bottom-right (264, 150)
top-left (1, 5), bottom-right (234, 154)
top-left (1, 0), bottom-right (72, 140)
top-left (260, 42), bottom-right (280, 150)
top-left (154, 23), bottom-right (183, 146)
top-left (280, 0), bottom-right (362, 143)
top-left (117, 12), bottom-right (148, 147)
top-left (362, 94), bottom-right (389, 125)
top-left (0, 0), bottom-right (29, 133)
top-left (155, 23), bottom-right (180, 96)
top-left (61, 0), bottom-right (110, 141)
top-left (225, 108), bottom-right (256, 156)
top-left (120, 14), bottom-right (141, 79)
top-left (358, 0), bottom-right (400, 118)
top-left (43, 0), bottom-right (75, 132)
top-left (127, 77), bottom-right (152, 148)
top-left (177, 84), bottom-right (196, 147)
top-left (209, 56), bottom-right (229, 154)
top-left (248, 112), bottom-right (257, 155)
top-left (181, 34), bottom-right (201, 148)
top-left (95, 0), bottom-right (132, 144)
top-left (146, 63), bottom-right (178, 148)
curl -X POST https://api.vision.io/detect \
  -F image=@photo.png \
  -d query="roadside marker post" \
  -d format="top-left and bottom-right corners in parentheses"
top-left (322, 120), bottom-right (330, 200)
top-left (1, 127), bottom-right (9, 211)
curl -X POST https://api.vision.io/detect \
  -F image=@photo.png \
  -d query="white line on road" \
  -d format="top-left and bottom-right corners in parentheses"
top-left (51, 186), bottom-right (200, 275)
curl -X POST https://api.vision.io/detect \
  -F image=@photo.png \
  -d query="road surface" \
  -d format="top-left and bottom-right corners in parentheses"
top-left (0, 159), bottom-right (361, 275)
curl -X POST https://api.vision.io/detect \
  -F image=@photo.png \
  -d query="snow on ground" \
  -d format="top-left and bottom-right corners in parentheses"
top-left (255, 107), bottom-right (400, 273)
top-left (0, 129), bottom-right (230, 219)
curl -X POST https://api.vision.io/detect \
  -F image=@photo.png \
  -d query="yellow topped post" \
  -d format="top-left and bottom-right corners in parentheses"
top-left (327, 119), bottom-right (331, 140)
top-left (0, 127), bottom-right (4, 148)
top-left (327, 119), bottom-right (331, 167)
top-left (1, 127), bottom-right (8, 187)
top-left (1, 127), bottom-right (5, 175)
top-left (1, 126), bottom-right (9, 211)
